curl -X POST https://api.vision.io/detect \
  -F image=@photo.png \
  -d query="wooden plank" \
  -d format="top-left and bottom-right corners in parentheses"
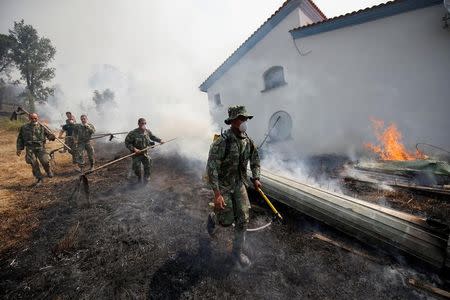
top-left (407, 278), bottom-right (450, 299)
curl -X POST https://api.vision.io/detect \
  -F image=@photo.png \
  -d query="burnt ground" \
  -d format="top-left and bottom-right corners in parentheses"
top-left (1, 142), bottom-right (449, 299)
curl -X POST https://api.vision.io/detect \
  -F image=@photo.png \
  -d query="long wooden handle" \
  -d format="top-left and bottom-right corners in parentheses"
top-left (83, 149), bottom-right (145, 175)
top-left (83, 137), bottom-right (177, 175)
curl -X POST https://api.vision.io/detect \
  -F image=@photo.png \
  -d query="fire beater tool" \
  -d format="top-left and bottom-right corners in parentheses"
top-left (72, 138), bottom-right (177, 201)
top-left (90, 132), bottom-right (128, 142)
top-left (257, 187), bottom-right (283, 220)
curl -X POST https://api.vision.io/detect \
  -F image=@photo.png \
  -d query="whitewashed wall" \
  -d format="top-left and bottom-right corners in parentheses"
top-left (206, 5), bottom-right (450, 158)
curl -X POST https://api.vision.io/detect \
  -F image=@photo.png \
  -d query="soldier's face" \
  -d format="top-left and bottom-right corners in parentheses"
top-left (81, 116), bottom-right (87, 124)
top-left (231, 116), bottom-right (248, 129)
top-left (29, 114), bottom-right (38, 124)
top-left (138, 121), bottom-right (146, 130)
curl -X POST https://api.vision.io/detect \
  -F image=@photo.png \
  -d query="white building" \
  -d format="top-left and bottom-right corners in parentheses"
top-left (200, 0), bottom-right (450, 159)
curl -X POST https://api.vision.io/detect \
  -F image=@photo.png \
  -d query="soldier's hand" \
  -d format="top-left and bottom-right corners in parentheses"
top-left (16, 150), bottom-right (22, 156)
top-left (214, 192), bottom-right (225, 210)
top-left (160, 140), bottom-right (165, 144)
top-left (133, 147), bottom-right (141, 154)
top-left (253, 179), bottom-right (262, 190)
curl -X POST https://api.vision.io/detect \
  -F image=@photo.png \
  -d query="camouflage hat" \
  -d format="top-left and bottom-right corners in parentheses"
top-left (224, 105), bottom-right (253, 125)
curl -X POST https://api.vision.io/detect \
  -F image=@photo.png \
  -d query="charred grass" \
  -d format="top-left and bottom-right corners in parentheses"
top-left (0, 128), bottom-right (447, 299)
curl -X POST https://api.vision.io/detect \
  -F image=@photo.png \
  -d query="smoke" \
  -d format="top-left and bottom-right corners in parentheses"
top-left (261, 148), bottom-right (345, 194)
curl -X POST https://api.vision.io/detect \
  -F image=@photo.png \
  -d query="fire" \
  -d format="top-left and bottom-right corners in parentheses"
top-left (364, 118), bottom-right (424, 161)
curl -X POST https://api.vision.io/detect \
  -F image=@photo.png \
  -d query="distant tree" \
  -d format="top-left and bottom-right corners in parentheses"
top-left (92, 88), bottom-right (116, 111)
top-left (8, 20), bottom-right (56, 110)
top-left (0, 32), bottom-right (15, 110)
top-left (0, 33), bottom-right (15, 75)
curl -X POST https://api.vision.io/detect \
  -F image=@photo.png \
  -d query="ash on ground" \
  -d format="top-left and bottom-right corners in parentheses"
top-left (0, 151), bottom-right (446, 299)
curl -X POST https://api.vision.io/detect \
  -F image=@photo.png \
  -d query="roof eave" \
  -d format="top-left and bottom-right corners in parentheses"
top-left (290, 0), bottom-right (442, 40)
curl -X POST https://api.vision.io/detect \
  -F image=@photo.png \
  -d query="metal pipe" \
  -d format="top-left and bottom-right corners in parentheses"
top-left (255, 168), bottom-right (449, 269)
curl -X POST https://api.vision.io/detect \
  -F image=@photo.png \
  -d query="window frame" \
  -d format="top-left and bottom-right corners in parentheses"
top-left (261, 66), bottom-right (287, 93)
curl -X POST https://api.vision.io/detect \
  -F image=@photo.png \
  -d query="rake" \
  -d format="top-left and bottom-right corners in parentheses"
top-left (71, 138), bottom-right (177, 202)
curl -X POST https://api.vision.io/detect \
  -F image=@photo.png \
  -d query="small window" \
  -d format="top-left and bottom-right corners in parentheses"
top-left (262, 66), bottom-right (286, 92)
top-left (268, 110), bottom-right (292, 142)
top-left (213, 93), bottom-right (222, 107)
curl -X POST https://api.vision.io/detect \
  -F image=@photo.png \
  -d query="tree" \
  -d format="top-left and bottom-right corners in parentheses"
top-left (8, 20), bottom-right (56, 110)
top-left (0, 33), bottom-right (15, 74)
top-left (93, 88), bottom-right (116, 111)
top-left (0, 34), bottom-right (17, 111)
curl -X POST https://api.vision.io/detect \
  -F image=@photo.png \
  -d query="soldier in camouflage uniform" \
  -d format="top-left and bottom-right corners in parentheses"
top-left (16, 113), bottom-right (56, 185)
top-left (125, 118), bottom-right (164, 184)
top-left (73, 114), bottom-right (95, 170)
top-left (59, 113), bottom-right (76, 162)
top-left (206, 105), bottom-right (261, 267)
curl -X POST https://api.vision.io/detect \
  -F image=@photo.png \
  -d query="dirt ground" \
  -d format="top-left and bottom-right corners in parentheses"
top-left (0, 123), bottom-right (448, 299)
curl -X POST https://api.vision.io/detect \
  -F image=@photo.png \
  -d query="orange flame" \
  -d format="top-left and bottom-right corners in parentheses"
top-left (364, 118), bottom-right (424, 161)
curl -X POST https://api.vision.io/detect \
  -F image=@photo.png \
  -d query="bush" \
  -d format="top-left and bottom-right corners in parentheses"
top-left (0, 116), bottom-right (26, 131)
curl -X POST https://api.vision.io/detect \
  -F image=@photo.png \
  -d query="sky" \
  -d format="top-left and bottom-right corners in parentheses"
top-left (0, 0), bottom-right (387, 160)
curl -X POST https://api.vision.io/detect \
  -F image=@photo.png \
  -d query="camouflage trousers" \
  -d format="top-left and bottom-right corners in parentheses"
top-left (65, 136), bottom-right (76, 163)
top-left (215, 182), bottom-right (250, 252)
top-left (75, 142), bottom-right (95, 167)
top-left (131, 154), bottom-right (152, 180)
top-left (25, 147), bottom-right (51, 179)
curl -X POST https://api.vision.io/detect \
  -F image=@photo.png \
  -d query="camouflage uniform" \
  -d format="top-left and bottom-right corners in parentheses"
top-left (17, 122), bottom-right (56, 179)
top-left (73, 123), bottom-right (95, 168)
top-left (125, 128), bottom-right (161, 181)
top-left (206, 127), bottom-right (260, 254)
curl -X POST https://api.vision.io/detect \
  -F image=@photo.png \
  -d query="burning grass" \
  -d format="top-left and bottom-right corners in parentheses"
top-left (365, 118), bottom-right (424, 161)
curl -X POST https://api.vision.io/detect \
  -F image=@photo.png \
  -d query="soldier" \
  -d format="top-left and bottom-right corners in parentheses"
top-left (58, 114), bottom-right (76, 161)
top-left (73, 114), bottom-right (95, 171)
top-left (125, 118), bottom-right (164, 184)
top-left (16, 112), bottom-right (56, 185)
top-left (206, 105), bottom-right (261, 267)
top-left (64, 111), bottom-right (73, 124)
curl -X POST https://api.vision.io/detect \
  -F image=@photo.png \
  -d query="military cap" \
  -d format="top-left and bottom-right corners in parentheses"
top-left (224, 105), bottom-right (253, 125)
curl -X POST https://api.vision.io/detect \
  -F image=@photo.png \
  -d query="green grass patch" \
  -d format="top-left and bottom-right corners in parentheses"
top-left (0, 116), bottom-right (26, 131)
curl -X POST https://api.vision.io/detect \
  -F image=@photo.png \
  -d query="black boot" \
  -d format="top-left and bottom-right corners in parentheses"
top-left (207, 212), bottom-right (217, 236)
top-left (232, 231), bottom-right (250, 267)
top-left (43, 164), bottom-right (54, 178)
top-left (32, 177), bottom-right (44, 187)
top-left (89, 160), bottom-right (94, 171)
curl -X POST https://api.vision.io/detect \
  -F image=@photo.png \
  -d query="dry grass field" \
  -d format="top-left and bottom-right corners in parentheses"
top-left (0, 117), bottom-right (74, 254)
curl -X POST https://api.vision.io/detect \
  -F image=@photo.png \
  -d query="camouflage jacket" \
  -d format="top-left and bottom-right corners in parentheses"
top-left (73, 123), bottom-right (95, 143)
top-left (17, 123), bottom-right (55, 150)
top-left (206, 129), bottom-right (260, 192)
top-left (125, 128), bottom-right (161, 153)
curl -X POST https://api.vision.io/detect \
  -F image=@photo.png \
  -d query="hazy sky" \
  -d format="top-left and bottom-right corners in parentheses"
top-left (0, 0), bottom-right (386, 159)
top-left (0, 0), bottom-right (386, 96)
